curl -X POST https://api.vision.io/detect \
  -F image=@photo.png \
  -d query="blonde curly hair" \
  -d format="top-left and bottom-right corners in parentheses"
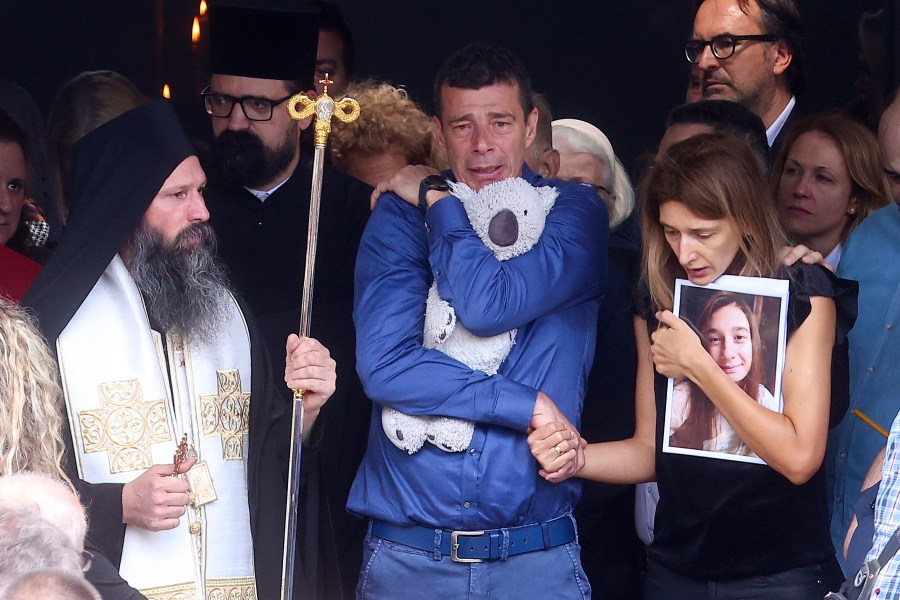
top-left (329, 80), bottom-right (434, 169)
top-left (0, 297), bottom-right (68, 481)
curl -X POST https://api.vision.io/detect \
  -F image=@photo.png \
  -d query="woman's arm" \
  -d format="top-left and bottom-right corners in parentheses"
top-left (528, 316), bottom-right (657, 484)
top-left (654, 296), bottom-right (836, 484)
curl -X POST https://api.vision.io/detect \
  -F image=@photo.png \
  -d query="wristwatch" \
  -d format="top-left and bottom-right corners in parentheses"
top-left (418, 174), bottom-right (450, 213)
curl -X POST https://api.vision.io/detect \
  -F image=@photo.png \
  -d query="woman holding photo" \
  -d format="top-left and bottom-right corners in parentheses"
top-left (668, 291), bottom-right (777, 456)
top-left (529, 133), bottom-right (856, 599)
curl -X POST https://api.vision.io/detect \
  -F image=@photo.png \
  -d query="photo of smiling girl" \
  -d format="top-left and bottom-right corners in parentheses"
top-left (668, 290), bottom-right (779, 458)
top-left (528, 132), bottom-right (858, 598)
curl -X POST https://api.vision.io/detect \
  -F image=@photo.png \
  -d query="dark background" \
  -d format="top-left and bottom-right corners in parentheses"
top-left (1, 0), bottom-right (895, 173)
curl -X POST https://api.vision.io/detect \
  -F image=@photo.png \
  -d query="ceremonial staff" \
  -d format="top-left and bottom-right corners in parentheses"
top-left (280, 75), bottom-right (360, 600)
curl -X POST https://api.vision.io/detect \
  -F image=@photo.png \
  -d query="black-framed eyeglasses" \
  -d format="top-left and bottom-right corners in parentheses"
top-left (685, 34), bottom-right (777, 64)
top-left (200, 85), bottom-right (294, 121)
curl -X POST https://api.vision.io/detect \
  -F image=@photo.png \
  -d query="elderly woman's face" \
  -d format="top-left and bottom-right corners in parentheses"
top-left (556, 147), bottom-right (614, 215)
top-left (0, 141), bottom-right (27, 246)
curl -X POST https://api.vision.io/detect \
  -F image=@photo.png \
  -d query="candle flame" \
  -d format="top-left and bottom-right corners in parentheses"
top-left (199, 0), bottom-right (207, 16)
top-left (191, 17), bottom-right (200, 43)
top-left (162, 84), bottom-right (171, 99)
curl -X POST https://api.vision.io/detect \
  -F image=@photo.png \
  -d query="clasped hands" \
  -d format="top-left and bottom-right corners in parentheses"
top-left (527, 315), bottom-right (706, 486)
top-left (527, 391), bottom-right (587, 483)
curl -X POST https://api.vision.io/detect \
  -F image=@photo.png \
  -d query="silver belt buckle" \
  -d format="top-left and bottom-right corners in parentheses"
top-left (450, 530), bottom-right (485, 563)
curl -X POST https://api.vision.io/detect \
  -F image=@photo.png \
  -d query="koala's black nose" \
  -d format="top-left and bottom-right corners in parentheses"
top-left (488, 209), bottom-right (518, 247)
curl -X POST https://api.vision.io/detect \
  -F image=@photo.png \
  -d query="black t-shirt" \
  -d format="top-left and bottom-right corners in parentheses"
top-left (641, 263), bottom-right (857, 579)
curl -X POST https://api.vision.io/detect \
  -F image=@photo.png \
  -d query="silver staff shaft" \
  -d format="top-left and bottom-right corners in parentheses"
top-left (280, 389), bottom-right (305, 600)
top-left (281, 389), bottom-right (304, 597)
top-left (299, 146), bottom-right (325, 338)
top-left (280, 143), bottom-right (324, 600)
top-left (280, 75), bottom-right (360, 600)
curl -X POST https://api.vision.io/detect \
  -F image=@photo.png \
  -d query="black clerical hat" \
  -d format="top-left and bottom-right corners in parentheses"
top-left (208, 0), bottom-right (319, 82)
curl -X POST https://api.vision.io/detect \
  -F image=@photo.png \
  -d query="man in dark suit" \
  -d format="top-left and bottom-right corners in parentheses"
top-left (201, 3), bottom-right (372, 597)
top-left (687, 0), bottom-right (804, 160)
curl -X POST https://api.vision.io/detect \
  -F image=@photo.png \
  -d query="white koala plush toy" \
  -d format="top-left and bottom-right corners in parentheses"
top-left (382, 177), bottom-right (558, 454)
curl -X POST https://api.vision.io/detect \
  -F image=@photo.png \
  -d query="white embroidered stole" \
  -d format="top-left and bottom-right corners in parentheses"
top-left (57, 255), bottom-right (256, 599)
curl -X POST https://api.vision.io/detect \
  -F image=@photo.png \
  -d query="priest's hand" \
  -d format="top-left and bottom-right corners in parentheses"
top-left (285, 334), bottom-right (337, 437)
top-left (122, 457), bottom-right (196, 531)
top-left (370, 164), bottom-right (442, 208)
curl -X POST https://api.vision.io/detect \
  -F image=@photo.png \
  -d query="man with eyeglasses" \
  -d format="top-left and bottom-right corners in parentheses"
top-left (201, 2), bottom-right (372, 598)
top-left (689, 0), bottom-right (804, 159)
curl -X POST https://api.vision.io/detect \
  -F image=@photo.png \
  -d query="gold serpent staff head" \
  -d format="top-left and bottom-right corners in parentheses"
top-left (287, 73), bottom-right (360, 148)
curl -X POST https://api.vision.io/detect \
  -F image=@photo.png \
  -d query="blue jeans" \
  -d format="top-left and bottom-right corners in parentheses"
top-left (356, 523), bottom-right (592, 599)
top-left (642, 558), bottom-right (826, 600)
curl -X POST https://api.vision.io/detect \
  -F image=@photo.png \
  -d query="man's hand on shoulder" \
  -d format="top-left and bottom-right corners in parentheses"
top-left (122, 458), bottom-right (195, 531)
top-left (370, 164), bottom-right (441, 208)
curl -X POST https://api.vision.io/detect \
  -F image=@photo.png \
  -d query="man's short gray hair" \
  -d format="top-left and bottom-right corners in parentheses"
top-left (5, 569), bottom-right (100, 600)
top-left (0, 508), bottom-right (83, 593)
top-left (0, 472), bottom-right (87, 552)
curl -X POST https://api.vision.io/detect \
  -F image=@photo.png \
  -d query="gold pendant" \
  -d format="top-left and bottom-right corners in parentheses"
top-left (185, 461), bottom-right (217, 507)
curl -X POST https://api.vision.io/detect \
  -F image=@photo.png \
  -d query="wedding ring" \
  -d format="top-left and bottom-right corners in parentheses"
top-left (553, 445), bottom-right (564, 457)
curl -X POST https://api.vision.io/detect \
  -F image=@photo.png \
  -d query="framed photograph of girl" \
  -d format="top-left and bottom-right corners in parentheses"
top-left (662, 275), bottom-right (790, 464)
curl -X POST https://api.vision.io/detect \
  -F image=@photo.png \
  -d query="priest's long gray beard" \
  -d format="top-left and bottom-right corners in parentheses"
top-left (127, 222), bottom-right (233, 346)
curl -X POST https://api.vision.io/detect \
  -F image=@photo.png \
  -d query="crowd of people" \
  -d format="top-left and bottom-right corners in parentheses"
top-left (0, 0), bottom-right (898, 599)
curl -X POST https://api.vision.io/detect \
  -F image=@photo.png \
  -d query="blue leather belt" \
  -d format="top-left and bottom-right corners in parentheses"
top-left (370, 514), bottom-right (576, 563)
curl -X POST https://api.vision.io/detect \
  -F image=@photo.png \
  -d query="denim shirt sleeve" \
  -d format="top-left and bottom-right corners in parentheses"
top-left (424, 181), bottom-right (608, 337)
top-left (354, 195), bottom-right (536, 431)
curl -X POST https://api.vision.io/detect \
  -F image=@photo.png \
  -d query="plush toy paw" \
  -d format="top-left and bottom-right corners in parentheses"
top-left (427, 417), bottom-right (475, 452)
top-left (424, 283), bottom-right (456, 346)
top-left (381, 406), bottom-right (430, 454)
top-left (435, 319), bottom-right (516, 376)
top-left (381, 407), bottom-right (475, 454)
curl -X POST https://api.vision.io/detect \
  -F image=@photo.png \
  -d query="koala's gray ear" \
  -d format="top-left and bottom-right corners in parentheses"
top-left (538, 186), bottom-right (559, 213)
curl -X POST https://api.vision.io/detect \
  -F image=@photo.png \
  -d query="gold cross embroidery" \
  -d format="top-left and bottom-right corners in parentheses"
top-left (79, 380), bottom-right (172, 474)
top-left (200, 370), bottom-right (250, 461)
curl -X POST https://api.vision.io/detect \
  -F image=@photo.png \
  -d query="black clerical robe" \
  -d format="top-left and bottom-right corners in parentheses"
top-left (205, 157), bottom-right (372, 599)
